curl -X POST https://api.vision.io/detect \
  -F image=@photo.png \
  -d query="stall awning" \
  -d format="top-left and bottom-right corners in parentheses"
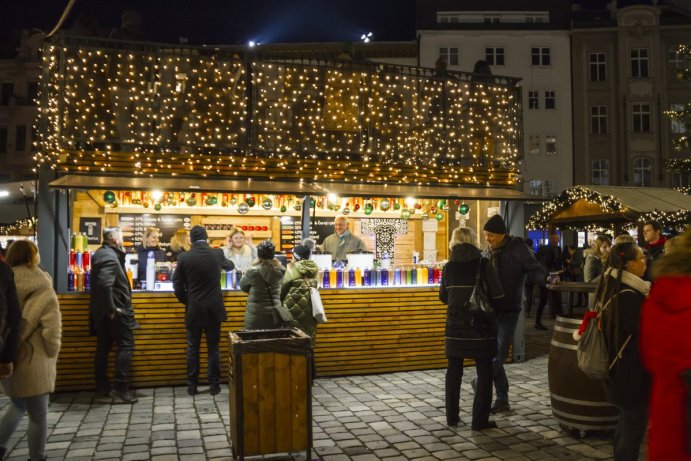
top-left (49, 174), bottom-right (536, 201)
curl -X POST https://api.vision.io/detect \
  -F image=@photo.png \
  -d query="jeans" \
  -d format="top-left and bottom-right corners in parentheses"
top-left (94, 314), bottom-right (135, 390)
top-left (492, 311), bottom-right (520, 403)
top-left (446, 357), bottom-right (493, 427)
top-left (0, 393), bottom-right (49, 461)
top-left (187, 320), bottom-right (221, 386)
top-left (613, 404), bottom-right (647, 461)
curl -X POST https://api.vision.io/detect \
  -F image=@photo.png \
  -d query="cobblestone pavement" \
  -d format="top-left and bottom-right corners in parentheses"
top-left (0, 317), bottom-right (636, 460)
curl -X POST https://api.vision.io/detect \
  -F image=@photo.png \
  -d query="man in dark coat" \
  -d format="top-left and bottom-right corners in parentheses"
top-left (0, 260), bottom-right (21, 380)
top-left (482, 215), bottom-right (546, 413)
top-left (173, 225), bottom-right (234, 396)
top-left (90, 227), bottom-right (138, 403)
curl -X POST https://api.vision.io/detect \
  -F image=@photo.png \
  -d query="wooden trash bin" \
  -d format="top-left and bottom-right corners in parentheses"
top-left (548, 316), bottom-right (619, 436)
top-left (228, 328), bottom-right (312, 461)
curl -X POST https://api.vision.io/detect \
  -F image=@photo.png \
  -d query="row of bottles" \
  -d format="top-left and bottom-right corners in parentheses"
top-left (67, 233), bottom-right (92, 292)
top-left (220, 269), bottom-right (243, 290)
top-left (318, 265), bottom-right (442, 289)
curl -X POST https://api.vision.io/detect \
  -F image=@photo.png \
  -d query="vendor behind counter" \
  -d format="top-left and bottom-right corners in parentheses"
top-left (320, 215), bottom-right (368, 264)
top-left (134, 227), bottom-right (167, 287)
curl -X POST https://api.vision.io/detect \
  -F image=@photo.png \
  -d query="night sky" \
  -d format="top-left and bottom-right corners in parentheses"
top-left (2, 0), bottom-right (418, 48)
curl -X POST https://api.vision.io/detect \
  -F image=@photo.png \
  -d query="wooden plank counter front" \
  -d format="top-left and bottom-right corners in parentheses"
top-left (56, 287), bottom-right (450, 391)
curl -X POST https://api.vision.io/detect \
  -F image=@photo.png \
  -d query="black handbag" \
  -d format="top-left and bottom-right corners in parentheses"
top-left (467, 258), bottom-right (494, 317)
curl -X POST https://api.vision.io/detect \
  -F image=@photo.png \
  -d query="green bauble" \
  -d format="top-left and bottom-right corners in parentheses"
top-left (393, 202), bottom-right (401, 210)
top-left (364, 203), bottom-right (373, 215)
top-left (459, 202), bottom-right (470, 214)
top-left (310, 198), bottom-right (316, 207)
top-left (280, 205), bottom-right (287, 213)
top-left (230, 196), bottom-right (237, 205)
top-left (186, 197), bottom-right (196, 207)
top-left (400, 209), bottom-right (411, 220)
top-left (380, 198), bottom-right (390, 211)
top-left (437, 199), bottom-right (446, 209)
top-left (436, 212), bottom-right (444, 221)
top-left (246, 196), bottom-right (256, 207)
top-left (209, 196), bottom-right (218, 205)
top-left (205, 198), bottom-right (213, 206)
top-left (154, 203), bottom-right (162, 211)
top-left (103, 190), bottom-right (116, 204)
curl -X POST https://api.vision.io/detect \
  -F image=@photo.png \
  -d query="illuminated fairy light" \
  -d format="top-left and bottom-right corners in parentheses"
top-left (0, 218), bottom-right (37, 236)
top-left (36, 38), bottom-right (522, 186)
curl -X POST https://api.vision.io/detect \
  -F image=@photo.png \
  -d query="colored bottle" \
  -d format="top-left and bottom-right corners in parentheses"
top-left (374, 268), bottom-right (381, 286)
top-left (85, 270), bottom-right (91, 291)
top-left (83, 251), bottom-right (90, 270)
top-left (126, 268), bottom-right (134, 289)
top-left (236, 270), bottom-right (242, 288)
top-left (427, 266), bottom-right (434, 284)
top-left (76, 269), bottom-right (84, 291)
top-left (380, 268), bottom-right (388, 286)
top-left (411, 266), bottom-right (417, 285)
top-left (416, 266), bottom-right (424, 285)
top-left (70, 233), bottom-right (76, 251)
top-left (405, 267), bottom-right (412, 285)
top-left (318, 270), bottom-right (324, 288)
top-left (348, 268), bottom-right (355, 287)
top-left (220, 270), bottom-right (227, 289)
top-left (323, 269), bottom-right (330, 289)
top-left (75, 251), bottom-right (83, 270)
top-left (329, 268), bottom-right (337, 288)
top-left (363, 268), bottom-right (371, 287)
top-left (82, 233), bottom-right (88, 250)
top-left (394, 267), bottom-right (401, 285)
top-left (74, 233), bottom-right (83, 252)
top-left (355, 267), bottom-right (362, 287)
top-left (69, 249), bottom-right (76, 268)
top-left (146, 251), bottom-right (156, 291)
top-left (226, 270), bottom-right (234, 289)
top-left (434, 265), bottom-right (442, 284)
top-left (336, 269), bottom-right (344, 288)
top-left (67, 266), bottom-right (75, 291)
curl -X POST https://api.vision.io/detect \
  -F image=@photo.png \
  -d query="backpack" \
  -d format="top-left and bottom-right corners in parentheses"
top-left (575, 292), bottom-right (632, 380)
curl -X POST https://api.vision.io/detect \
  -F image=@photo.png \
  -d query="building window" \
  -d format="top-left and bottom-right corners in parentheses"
top-left (633, 157), bottom-right (653, 187)
top-left (589, 53), bottom-right (606, 82)
top-left (528, 134), bottom-right (541, 155)
top-left (15, 125), bottom-right (27, 152)
top-left (632, 103), bottom-right (651, 133)
top-left (546, 136), bottom-right (557, 155)
top-left (670, 103), bottom-right (687, 134)
top-left (529, 179), bottom-right (555, 197)
top-left (591, 105), bottom-right (608, 134)
top-left (528, 91), bottom-right (539, 109)
top-left (0, 83), bottom-right (13, 106)
top-left (591, 159), bottom-right (609, 185)
top-left (483, 17), bottom-right (500, 24)
top-left (631, 48), bottom-right (649, 78)
top-left (672, 171), bottom-right (691, 187)
top-left (526, 16), bottom-right (545, 23)
top-left (439, 47), bottom-right (459, 66)
top-left (544, 91), bottom-right (555, 109)
top-left (0, 127), bottom-right (7, 153)
top-left (485, 47), bottom-right (504, 66)
top-left (531, 47), bottom-right (550, 66)
top-left (27, 82), bottom-right (39, 104)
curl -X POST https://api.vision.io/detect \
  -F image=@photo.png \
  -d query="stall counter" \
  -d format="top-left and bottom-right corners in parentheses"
top-left (56, 287), bottom-right (456, 391)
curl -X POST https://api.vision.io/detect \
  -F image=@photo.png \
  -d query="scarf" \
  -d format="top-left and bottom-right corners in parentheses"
top-left (338, 229), bottom-right (351, 247)
top-left (605, 268), bottom-right (651, 296)
top-left (488, 235), bottom-right (509, 273)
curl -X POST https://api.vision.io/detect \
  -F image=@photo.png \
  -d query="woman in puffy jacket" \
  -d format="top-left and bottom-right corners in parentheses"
top-left (240, 240), bottom-right (291, 329)
top-left (439, 227), bottom-right (504, 430)
top-left (281, 242), bottom-right (319, 341)
top-left (640, 228), bottom-right (691, 460)
top-left (0, 240), bottom-right (62, 461)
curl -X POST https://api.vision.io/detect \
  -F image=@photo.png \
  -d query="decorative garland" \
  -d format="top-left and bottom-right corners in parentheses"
top-left (0, 218), bottom-right (37, 235)
top-left (527, 186), bottom-right (690, 230)
top-left (667, 158), bottom-right (691, 173)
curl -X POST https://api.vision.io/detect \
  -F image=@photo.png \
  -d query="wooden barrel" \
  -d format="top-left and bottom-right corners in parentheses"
top-left (547, 316), bottom-right (619, 433)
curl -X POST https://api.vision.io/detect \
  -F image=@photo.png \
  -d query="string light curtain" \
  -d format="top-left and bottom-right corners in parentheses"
top-left (36, 36), bottom-right (522, 186)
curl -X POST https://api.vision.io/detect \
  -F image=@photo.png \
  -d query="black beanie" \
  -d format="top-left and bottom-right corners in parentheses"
top-left (190, 225), bottom-right (208, 243)
top-left (292, 244), bottom-right (311, 261)
top-left (484, 214), bottom-right (507, 234)
top-left (256, 240), bottom-right (276, 260)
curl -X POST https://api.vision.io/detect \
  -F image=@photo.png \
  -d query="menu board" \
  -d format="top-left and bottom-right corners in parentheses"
top-left (79, 217), bottom-right (102, 244)
top-left (279, 217), bottom-right (334, 251)
top-left (118, 214), bottom-right (191, 248)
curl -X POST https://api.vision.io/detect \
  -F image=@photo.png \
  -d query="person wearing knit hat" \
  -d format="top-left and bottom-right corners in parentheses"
top-left (479, 214), bottom-right (547, 414)
top-left (173, 225), bottom-right (234, 396)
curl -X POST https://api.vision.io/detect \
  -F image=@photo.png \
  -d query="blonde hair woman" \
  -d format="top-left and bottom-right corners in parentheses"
top-left (0, 240), bottom-right (61, 461)
top-left (168, 228), bottom-right (191, 262)
top-left (223, 228), bottom-right (257, 272)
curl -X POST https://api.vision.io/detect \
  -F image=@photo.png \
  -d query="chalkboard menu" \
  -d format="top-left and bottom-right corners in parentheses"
top-left (79, 217), bottom-right (102, 244)
top-left (118, 214), bottom-right (191, 248)
top-left (279, 217), bottom-right (334, 251)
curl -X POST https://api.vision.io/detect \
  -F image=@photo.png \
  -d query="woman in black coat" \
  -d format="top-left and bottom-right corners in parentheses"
top-left (440, 227), bottom-right (504, 430)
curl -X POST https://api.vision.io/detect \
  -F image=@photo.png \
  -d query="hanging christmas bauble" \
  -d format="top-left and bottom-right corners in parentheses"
top-left (186, 197), bottom-right (196, 207)
top-left (437, 199), bottom-right (446, 209)
top-left (342, 207), bottom-right (350, 215)
top-left (459, 202), bottom-right (470, 214)
top-left (414, 203), bottom-right (422, 209)
top-left (310, 198), bottom-right (316, 207)
top-left (221, 201), bottom-right (228, 207)
top-left (353, 203), bottom-right (361, 212)
top-left (409, 207), bottom-right (416, 215)
top-left (400, 209), bottom-right (411, 220)
top-left (143, 201), bottom-right (150, 208)
top-left (454, 199), bottom-right (461, 206)
top-left (230, 196), bottom-right (237, 205)
top-left (262, 198), bottom-right (273, 210)
top-left (280, 205), bottom-right (287, 213)
top-left (238, 202), bottom-right (249, 214)
top-left (246, 196), bottom-right (256, 207)
top-left (380, 198), bottom-right (390, 211)
top-left (109, 201), bottom-right (118, 209)
top-left (364, 203), bottom-right (373, 215)
top-left (436, 212), bottom-right (444, 221)
top-left (430, 206), bottom-right (437, 214)
top-left (393, 202), bottom-right (401, 210)
top-left (205, 197), bottom-right (213, 206)
top-left (294, 202), bottom-right (302, 211)
top-left (103, 191), bottom-right (116, 204)
top-left (422, 213), bottom-right (429, 220)
top-left (154, 203), bottom-right (162, 211)
top-left (209, 196), bottom-right (218, 205)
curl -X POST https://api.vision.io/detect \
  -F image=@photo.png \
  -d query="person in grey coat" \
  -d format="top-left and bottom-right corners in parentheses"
top-left (90, 227), bottom-right (138, 403)
top-left (173, 226), bottom-right (234, 396)
top-left (240, 241), bottom-right (291, 329)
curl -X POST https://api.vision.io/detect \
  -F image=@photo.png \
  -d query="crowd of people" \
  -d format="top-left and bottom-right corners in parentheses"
top-left (0, 216), bottom-right (688, 460)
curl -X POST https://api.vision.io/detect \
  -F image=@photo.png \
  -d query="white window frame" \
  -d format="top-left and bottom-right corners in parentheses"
top-left (544, 90), bottom-right (556, 109)
top-left (633, 157), bottom-right (653, 187)
top-left (589, 52), bottom-right (606, 82)
top-left (591, 159), bottom-right (609, 185)
top-left (670, 103), bottom-right (687, 134)
top-left (591, 105), bottom-right (608, 135)
top-left (528, 90), bottom-right (539, 109)
top-left (632, 103), bottom-right (651, 133)
top-left (439, 47), bottom-right (459, 66)
top-left (531, 47), bottom-right (551, 66)
top-left (528, 134), bottom-right (541, 155)
top-left (485, 47), bottom-right (505, 66)
top-left (631, 48), bottom-right (649, 78)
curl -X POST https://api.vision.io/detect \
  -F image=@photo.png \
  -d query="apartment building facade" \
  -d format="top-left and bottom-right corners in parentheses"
top-left (417, 0), bottom-right (574, 198)
top-left (571, 2), bottom-right (691, 188)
